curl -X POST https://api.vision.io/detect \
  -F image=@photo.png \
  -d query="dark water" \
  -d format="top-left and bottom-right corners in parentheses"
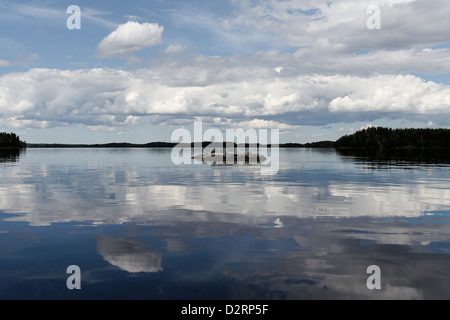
top-left (0, 148), bottom-right (449, 300)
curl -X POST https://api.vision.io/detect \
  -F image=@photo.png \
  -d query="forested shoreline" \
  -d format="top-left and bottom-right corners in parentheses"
top-left (26, 141), bottom-right (336, 148)
top-left (335, 127), bottom-right (450, 149)
top-left (0, 132), bottom-right (27, 148)
top-left (3, 127), bottom-right (450, 150)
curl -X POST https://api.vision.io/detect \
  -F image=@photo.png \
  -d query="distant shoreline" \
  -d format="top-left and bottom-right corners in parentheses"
top-left (5, 127), bottom-right (450, 150)
top-left (25, 141), bottom-right (336, 148)
top-left (24, 144), bottom-right (450, 150)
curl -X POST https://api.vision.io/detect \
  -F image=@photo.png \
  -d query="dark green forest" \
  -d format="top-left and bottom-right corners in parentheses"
top-left (0, 132), bottom-right (27, 148)
top-left (335, 127), bottom-right (450, 149)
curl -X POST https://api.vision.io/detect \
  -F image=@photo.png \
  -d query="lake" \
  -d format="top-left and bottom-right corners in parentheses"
top-left (0, 148), bottom-right (449, 300)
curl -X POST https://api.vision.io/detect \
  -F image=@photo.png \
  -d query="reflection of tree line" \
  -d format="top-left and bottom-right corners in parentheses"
top-left (336, 147), bottom-right (450, 164)
top-left (0, 148), bottom-right (25, 163)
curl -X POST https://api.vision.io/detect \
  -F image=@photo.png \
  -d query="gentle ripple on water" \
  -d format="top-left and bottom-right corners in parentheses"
top-left (0, 148), bottom-right (449, 299)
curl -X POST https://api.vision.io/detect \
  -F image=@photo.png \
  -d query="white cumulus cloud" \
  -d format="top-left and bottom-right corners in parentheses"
top-left (96, 21), bottom-right (164, 58)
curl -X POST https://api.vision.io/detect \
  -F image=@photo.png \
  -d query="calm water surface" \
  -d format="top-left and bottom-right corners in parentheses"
top-left (0, 148), bottom-right (449, 299)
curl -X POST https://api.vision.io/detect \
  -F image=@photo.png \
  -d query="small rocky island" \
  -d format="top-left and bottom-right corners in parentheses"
top-left (193, 149), bottom-right (267, 165)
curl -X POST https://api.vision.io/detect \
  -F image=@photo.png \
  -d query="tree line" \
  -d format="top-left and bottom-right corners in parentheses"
top-left (4, 127), bottom-right (450, 150)
top-left (0, 132), bottom-right (27, 148)
top-left (335, 127), bottom-right (450, 149)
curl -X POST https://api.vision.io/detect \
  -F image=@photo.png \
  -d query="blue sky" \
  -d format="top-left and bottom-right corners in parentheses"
top-left (0, 0), bottom-right (449, 144)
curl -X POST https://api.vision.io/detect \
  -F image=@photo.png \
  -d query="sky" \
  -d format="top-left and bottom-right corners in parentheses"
top-left (0, 0), bottom-right (449, 144)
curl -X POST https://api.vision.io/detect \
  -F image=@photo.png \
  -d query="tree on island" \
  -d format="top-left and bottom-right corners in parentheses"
top-left (0, 132), bottom-right (27, 148)
top-left (335, 127), bottom-right (450, 149)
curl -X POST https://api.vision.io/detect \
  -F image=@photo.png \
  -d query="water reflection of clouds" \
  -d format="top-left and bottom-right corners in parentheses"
top-left (329, 183), bottom-right (450, 217)
top-left (97, 235), bottom-right (163, 273)
top-left (142, 217), bottom-right (450, 299)
top-left (1, 149), bottom-right (450, 299)
top-left (0, 149), bottom-right (449, 227)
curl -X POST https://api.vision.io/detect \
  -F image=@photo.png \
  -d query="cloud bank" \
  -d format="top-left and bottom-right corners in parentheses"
top-left (0, 64), bottom-right (449, 132)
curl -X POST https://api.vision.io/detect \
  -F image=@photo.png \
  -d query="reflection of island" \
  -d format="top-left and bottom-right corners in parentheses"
top-left (97, 235), bottom-right (163, 273)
